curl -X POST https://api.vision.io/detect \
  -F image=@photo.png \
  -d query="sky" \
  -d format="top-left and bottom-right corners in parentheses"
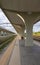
top-left (33, 21), bottom-right (40, 32)
top-left (0, 8), bottom-right (40, 33)
top-left (0, 8), bottom-right (17, 34)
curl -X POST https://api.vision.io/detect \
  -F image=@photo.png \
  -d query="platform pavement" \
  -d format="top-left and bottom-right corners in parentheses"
top-left (8, 39), bottom-right (40, 65)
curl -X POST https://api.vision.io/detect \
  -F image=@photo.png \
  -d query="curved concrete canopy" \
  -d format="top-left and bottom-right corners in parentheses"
top-left (0, 0), bottom-right (40, 35)
top-left (3, 11), bottom-right (25, 25)
top-left (1, 10), bottom-right (40, 35)
top-left (3, 10), bottom-right (25, 34)
top-left (0, 0), bottom-right (40, 12)
top-left (0, 0), bottom-right (40, 46)
top-left (0, 0), bottom-right (40, 24)
top-left (19, 13), bottom-right (40, 24)
top-left (13, 25), bottom-right (24, 35)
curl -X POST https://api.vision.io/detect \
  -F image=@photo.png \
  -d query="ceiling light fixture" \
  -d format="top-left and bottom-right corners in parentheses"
top-left (17, 14), bottom-right (25, 24)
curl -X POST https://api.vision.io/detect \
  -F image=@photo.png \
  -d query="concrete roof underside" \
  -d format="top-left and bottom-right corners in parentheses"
top-left (0, 0), bottom-right (40, 34)
top-left (0, 0), bottom-right (40, 12)
top-left (2, 11), bottom-right (25, 34)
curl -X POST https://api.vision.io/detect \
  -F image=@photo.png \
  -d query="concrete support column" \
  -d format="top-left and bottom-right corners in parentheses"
top-left (19, 13), bottom-right (40, 46)
top-left (25, 21), bottom-right (33, 46)
top-left (19, 13), bottom-right (34, 46)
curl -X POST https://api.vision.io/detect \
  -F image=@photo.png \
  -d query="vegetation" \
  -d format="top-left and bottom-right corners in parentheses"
top-left (33, 31), bottom-right (40, 41)
top-left (0, 35), bottom-right (16, 51)
top-left (33, 31), bottom-right (40, 36)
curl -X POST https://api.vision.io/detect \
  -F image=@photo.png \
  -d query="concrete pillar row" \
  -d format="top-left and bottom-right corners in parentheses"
top-left (19, 13), bottom-right (40, 46)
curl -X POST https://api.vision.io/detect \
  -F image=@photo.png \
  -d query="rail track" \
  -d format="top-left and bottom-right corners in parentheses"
top-left (33, 35), bottom-right (40, 41)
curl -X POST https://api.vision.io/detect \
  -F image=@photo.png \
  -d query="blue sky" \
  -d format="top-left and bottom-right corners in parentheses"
top-left (0, 8), bottom-right (40, 33)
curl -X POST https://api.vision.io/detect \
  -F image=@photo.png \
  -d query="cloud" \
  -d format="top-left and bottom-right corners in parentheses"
top-left (33, 21), bottom-right (40, 32)
top-left (0, 8), bottom-right (17, 33)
